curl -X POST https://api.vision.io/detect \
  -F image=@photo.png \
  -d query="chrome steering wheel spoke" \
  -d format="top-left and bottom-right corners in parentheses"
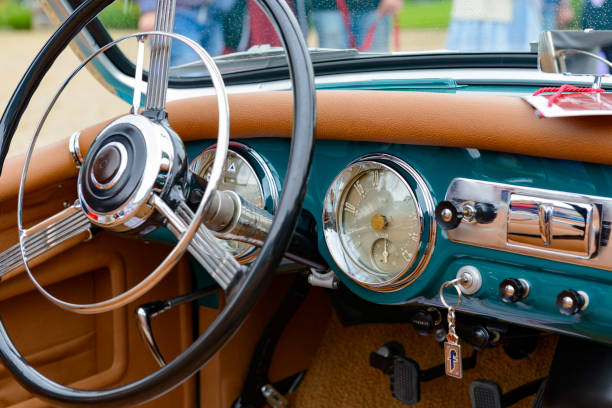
top-left (151, 194), bottom-right (244, 291)
top-left (131, 35), bottom-right (146, 114)
top-left (145, 0), bottom-right (177, 113)
top-left (0, 203), bottom-right (91, 279)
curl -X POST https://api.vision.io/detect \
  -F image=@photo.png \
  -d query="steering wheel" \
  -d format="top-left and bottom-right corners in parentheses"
top-left (0, 0), bottom-right (315, 405)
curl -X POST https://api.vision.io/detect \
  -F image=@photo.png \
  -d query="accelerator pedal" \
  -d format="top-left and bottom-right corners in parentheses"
top-left (470, 378), bottom-right (546, 408)
top-left (470, 380), bottom-right (503, 408)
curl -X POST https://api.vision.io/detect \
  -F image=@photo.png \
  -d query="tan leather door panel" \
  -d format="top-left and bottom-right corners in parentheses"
top-left (0, 235), bottom-right (196, 408)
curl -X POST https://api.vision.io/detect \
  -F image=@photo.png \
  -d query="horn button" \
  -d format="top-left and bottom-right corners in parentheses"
top-left (91, 143), bottom-right (126, 189)
top-left (77, 115), bottom-right (176, 232)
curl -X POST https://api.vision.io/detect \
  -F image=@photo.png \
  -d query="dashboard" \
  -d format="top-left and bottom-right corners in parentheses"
top-left (185, 137), bottom-right (612, 344)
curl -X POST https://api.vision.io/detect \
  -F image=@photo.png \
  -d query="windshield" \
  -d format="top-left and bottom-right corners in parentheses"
top-left (85, 0), bottom-right (611, 76)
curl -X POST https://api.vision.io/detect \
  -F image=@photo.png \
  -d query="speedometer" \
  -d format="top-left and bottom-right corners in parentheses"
top-left (188, 142), bottom-right (278, 264)
top-left (323, 155), bottom-right (436, 291)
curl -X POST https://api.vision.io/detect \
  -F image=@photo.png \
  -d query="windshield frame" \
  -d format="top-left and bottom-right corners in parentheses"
top-left (50, 0), bottom-right (612, 91)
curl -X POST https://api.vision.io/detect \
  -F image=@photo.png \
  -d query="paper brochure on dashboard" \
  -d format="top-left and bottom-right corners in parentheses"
top-left (524, 93), bottom-right (612, 118)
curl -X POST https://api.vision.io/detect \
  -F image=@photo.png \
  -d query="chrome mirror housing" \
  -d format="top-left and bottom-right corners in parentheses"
top-left (538, 30), bottom-right (612, 82)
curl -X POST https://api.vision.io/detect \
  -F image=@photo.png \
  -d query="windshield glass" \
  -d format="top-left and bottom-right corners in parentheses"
top-left (96, 0), bottom-right (609, 76)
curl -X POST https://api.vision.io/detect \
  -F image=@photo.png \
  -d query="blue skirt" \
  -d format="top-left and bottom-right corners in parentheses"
top-left (445, 0), bottom-right (541, 51)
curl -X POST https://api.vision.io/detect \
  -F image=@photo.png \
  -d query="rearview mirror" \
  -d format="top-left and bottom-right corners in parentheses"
top-left (538, 30), bottom-right (612, 78)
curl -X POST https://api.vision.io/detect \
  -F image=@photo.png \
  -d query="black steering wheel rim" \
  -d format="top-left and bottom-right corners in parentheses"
top-left (0, 0), bottom-right (315, 406)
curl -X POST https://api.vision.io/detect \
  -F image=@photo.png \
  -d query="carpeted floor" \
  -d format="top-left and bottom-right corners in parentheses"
top-left (293, 312), bottom-right (557, 407)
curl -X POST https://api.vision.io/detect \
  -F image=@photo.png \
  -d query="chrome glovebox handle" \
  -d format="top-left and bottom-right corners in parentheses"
top-left (507, 194), bottom-right (597, 258)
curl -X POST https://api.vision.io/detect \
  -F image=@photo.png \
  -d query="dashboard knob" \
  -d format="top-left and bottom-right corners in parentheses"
top-left (473, 202), bottom-right (497, 224)
top-left (409, 308), bottom-right (441, 336)
top-left (499, 278), bottom-right (529, 303)
top-left (556, 290), bottom-right (589, 316)
top-left (435, 201), bottom-right (497, 230)
top-left (435, 201), bottom-right (464, 230)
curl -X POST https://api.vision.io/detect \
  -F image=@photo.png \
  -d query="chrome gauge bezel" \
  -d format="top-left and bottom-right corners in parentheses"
top-left (188, 142), bottom-right (279, 263)
top-left (323, 154), bottom-right (436, 292)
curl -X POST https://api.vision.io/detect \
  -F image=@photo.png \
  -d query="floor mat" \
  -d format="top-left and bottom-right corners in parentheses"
top-left (293, 312), bottom-right (557, 407)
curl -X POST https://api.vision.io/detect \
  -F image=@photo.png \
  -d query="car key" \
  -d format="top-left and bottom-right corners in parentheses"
top-left (440, 278), bottom-right (465, 379)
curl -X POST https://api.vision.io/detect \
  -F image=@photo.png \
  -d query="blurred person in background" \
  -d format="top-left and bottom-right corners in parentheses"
top-left (540, 0), bottom-right (574, 31)
top-left (311, 0), bottom-right (402, 51)
top-left (137, 0), bottom-right (236, 65)
top-left (583, 0), bottom-right (612, 62)
top-left (445, 0), bottom-right (541, 51)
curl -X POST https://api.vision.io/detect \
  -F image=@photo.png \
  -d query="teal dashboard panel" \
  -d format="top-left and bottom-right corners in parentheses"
top-left (184, 138), bottom-right (612, 344)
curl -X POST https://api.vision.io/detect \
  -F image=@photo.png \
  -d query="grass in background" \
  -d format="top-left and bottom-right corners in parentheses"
top-left (98, 0), bottom-right (139, 29)
top-left (398, 0), bottom-right (451, 30)
top-left (0, 0), bottom-right (31, 30)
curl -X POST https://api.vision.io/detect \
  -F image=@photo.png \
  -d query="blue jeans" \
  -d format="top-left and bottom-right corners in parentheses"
top-left (313, 9), bottom-right (391, 52)
top-left (171, 6), bottom-right (224, 66)
top-left (540, 2), bottom-right (558, 31)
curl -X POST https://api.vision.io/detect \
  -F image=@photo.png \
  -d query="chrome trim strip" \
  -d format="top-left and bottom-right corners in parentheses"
top-left (444, 178), bottom-right (612, 271)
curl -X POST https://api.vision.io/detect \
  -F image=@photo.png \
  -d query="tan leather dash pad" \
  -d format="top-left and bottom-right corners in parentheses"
top-left (2, 90), bottom-right (612, 203)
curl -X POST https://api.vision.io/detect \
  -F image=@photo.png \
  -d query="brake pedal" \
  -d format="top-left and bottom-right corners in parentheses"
top-left (470, 380), bottom-right (503, 408)
top-left (370, 342), bottom-right (420, 405)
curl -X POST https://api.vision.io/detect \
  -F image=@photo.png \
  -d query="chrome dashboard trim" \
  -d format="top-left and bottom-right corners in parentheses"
top-left (323, 154), bottom-right (436, 292)
top-left (68, 130), bottom-right (83, 168)
top-left (444, 178), bottom-right (612, 270)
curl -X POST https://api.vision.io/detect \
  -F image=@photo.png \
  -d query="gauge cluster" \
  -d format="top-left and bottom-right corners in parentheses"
top-left (322, 154), bottom-right (436, 292)
top-left (187, 142), bottom-right (278, 264)
top-left (181, 139), bottom-right (612, 343)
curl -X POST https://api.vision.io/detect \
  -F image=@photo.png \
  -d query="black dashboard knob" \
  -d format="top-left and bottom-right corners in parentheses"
top-left (556, 290), bottom-right (588, 316)
top-left (435, 201), bottom-right (463, 230)
top-left (435, 201), bottom-right (497, 230)
top-left (473, 202), bottom-right (497, 224)
top-left (409, 308), bottom-right (441, 336)
top-left (499, 278), bottom-right (529, 303)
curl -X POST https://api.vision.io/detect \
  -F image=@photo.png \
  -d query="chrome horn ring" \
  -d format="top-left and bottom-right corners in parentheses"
top-left (17, 31), bottom-right (230, 314)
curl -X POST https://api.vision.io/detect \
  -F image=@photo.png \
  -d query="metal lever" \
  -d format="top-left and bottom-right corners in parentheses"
top-left (135, 286), bottom-right (219, 366)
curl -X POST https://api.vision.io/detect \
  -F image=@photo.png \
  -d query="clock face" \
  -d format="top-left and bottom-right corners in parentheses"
top-left (338, 164), bottom-right (421, 284)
